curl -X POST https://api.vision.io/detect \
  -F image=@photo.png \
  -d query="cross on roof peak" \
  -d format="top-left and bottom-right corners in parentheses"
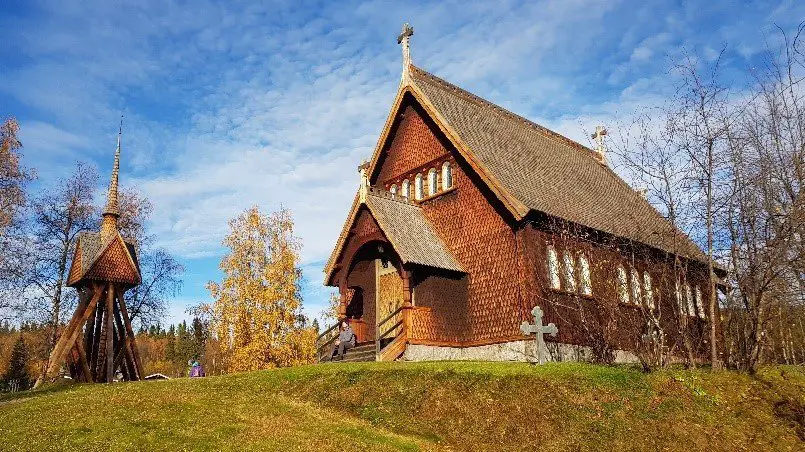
top-left (397, 23), bottom-right (414, 44)
top-left (397, 23), bottom-right (414, 84)
top-left (591, 125), bottom-right (608, 151)
top-left (591, 125), bottom-right (608, 165)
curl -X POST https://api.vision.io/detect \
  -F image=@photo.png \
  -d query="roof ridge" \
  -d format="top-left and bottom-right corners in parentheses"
top-left (409, 64), bottom-right (595, 157)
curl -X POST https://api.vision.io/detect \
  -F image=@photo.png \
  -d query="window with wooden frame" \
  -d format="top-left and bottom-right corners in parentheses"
top-left (427, 168), bottom-right (438, 196)
top-left (442, 161), bottom-right (453, 189)
top-left (617, 266), bottom-right (629, 303)
top-left (415, 173), bottom-right (423, 200)
top-left (630, 268), bottom-right (642, 305)
top-left (547, 246), bottom-right (561, 290)
top-left (685, 283), bottom-right (694, 316)
top-left (563, 251), bottom-right (576, 292)
top-left (579, 254), bottom-right (592, 295)
top-left (643, 272), bottom-right (654, 309)
top-left (401, 179), bottom-right (410, 200)
top-left (695, 286), bottom-right (706, 318)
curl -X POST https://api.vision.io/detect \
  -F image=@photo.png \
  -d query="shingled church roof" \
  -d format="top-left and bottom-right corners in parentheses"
top-left (365, 191), bottom-right (463, 272)
top-left (324, 189), bottom-right (463, 284)
top-left (402, 65), bottom-right (707, 263)
top-left (326, 56), bottom-right (711, 285)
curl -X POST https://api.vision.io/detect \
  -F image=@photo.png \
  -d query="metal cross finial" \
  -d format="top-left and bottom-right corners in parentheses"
top-left (591, 125), bottom-right (608, 165)
top-left (520, 306), bottom-right (558, 364)
top-left (397, 23), bottom-right (414, 45)
top-left (397, 23), bottom-right (414, 83)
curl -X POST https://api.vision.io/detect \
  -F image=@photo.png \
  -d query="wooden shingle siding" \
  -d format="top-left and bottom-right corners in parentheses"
top-left (376, 98), bottom-right (523, 344)
top-left (376, 103), bottom-right (450, 184)
top-left (411, 273), bottom-right (468, 343)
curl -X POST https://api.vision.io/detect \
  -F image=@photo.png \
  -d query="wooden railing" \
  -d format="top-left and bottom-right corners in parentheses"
top-left (376, 305), bottom-right (405, 360)
top-left (316, 322), bottom-right (340, 362)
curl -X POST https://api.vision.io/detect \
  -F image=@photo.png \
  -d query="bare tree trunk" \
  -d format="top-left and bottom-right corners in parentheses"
top-left (707, 140), bottom-right (721, 370)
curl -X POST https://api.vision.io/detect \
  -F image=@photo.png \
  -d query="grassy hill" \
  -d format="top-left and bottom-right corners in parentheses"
top-left (1, 362), bottom-right (803, 451)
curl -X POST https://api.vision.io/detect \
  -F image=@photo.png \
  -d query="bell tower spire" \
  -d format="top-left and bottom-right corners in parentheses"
top-left (100, 116), bottom-right (123, 241)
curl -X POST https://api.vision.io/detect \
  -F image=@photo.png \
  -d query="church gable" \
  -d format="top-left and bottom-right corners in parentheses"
top-left (373, 99), bottom-right (451, 186)
top-left (353, 208), bottom-right (382, 238)
top-left (83, 235), bottom-right (140, 285)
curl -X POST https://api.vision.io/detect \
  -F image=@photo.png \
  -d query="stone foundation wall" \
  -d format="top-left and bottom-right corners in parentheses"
top-left (404, 341), bottom-right (640, 364)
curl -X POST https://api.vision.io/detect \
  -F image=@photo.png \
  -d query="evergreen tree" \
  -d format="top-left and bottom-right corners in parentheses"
top-left (165, 324), bottom-right (176, 363)
top-left (2, 335), bottom-right (31, 391)
top-left (176, 320), bottom-right (193, 365)
top-left (191, 317), bottom-right (207, 359)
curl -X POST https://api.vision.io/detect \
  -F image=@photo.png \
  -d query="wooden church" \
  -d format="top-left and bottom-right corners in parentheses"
top-left (37, 126), bottom-right (143, 385)
top-left (321, 25), bottom-right (721, 363)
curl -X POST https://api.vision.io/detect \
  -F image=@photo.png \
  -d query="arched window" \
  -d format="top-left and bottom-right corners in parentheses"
top-left (695, 286), bottom-right (705, 318)
top-left (617, 266), bottom-right (629, 303)
top-left (579, 255), bottom-right (592, 295)
top-left (643, 272), bottom-right (653, 308)
top-left (401, 179), bottom-right (410, 200)
top-left (685, 283), bottom-right (694, 316)
top-left (563, 251), bottom-right (576, 292)
top-left (427, 168), bottom-right (438, 196)
top-left (414, 173), bottom-right (423, 200)
top-left (630, 268), bottom-right (642, 305)
top-left (390, 184), bottom-right (397, 198)
top-left (442, 161), bottom-right (453, 189)
top-left (547, 246), bottom-right (560, 290)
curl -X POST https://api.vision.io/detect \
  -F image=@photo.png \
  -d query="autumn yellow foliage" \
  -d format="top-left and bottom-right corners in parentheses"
top-left (205, 207), bottom-right (315, 372)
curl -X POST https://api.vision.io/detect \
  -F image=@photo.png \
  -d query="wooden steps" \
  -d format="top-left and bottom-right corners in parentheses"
top-left (319, 342), bottom-right (376, 363)
top-left (377, 333), bottom-right (406, 362)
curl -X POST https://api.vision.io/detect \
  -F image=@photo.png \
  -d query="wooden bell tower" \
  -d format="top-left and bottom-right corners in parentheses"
top-left (38, 122), bottom-right (143, 385)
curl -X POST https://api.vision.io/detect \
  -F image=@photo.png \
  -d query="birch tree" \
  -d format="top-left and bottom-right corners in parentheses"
top-left (206, 206), bottom-right (314, 372)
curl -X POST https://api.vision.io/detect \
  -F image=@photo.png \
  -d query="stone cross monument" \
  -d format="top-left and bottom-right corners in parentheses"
top-left (520, 306), bottom-right (558, 364)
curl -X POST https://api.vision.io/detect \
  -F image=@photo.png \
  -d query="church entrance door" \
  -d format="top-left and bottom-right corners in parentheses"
top-left (376, 259), bottom-right (404, 343)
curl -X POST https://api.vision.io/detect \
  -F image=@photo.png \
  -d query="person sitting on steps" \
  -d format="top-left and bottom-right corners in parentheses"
top-left (332, 320), bottom-right (356, 360)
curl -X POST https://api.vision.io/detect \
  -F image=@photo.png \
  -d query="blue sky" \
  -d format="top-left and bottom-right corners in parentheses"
top-left (2, 0), bottom-right (802, 326)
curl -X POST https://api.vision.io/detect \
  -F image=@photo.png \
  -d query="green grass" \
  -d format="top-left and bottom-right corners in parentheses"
top-left (1, 362), bottom-right (803, 451)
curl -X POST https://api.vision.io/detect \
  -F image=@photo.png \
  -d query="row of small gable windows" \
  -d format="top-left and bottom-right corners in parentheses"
top-left (546, 246), bottom-right (593, 296)
top-left (388, 161), bottom-right (453, 201)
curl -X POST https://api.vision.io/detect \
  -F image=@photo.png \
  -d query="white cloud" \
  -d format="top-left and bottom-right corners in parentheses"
top-left (4, 0), bottom-right (805, 320)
